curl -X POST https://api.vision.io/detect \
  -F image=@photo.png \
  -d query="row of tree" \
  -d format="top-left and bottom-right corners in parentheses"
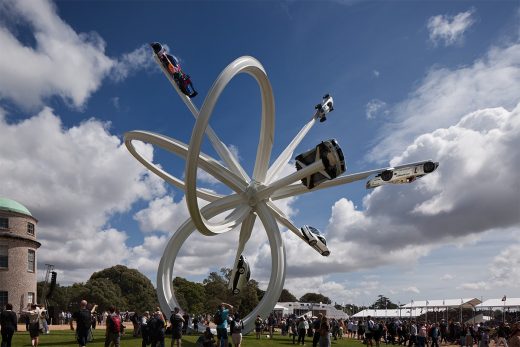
top-left (42, 265), bottom-right (398, 317)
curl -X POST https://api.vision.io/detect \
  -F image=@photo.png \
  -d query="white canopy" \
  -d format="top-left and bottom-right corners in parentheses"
top-left (401, 298), bottom-right (481, 309)
top-left (274, 304), bottom-right (289, 311)
top-left (352, 309), bottom-right (421, 318)
top-left (476, 298), bottom-right (520, 308)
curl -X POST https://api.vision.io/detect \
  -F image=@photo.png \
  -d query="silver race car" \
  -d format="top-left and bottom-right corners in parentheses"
top-left (366, 160), bottom-right (439, 189)
top-left (300, 225), bottom-right (330, 256)
top-left (315, 94), bottom-right (334, 122)
top-left (229, 255), bottom-right (251, 295)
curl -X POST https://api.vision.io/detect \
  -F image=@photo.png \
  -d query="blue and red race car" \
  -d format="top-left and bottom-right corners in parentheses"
top-left (150, 42), bottom-right (198, 98)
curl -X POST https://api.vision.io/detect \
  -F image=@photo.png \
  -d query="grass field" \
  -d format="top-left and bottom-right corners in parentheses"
top-left (10, 329), bottom-right (364, 347)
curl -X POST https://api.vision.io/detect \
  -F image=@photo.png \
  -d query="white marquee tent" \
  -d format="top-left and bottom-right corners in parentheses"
top-left (476, 298), bottom-right (520, 309)
top-left (352, 309), bottom-right (422, 318)
top-left (401, 298), bottom-right (482, 309)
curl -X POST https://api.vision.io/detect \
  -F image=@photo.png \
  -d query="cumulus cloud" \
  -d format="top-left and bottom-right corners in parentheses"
top-left (0, 0), bottom-right (113, 110)
top-left (427, 9), bottom-right (475, 46)
top-left (369, 43), bottom-right (520, 162)
top-left (0, 0), bottom-right (155, 111)
top-left (366, 99), bottom-right (387, 120)
top-left (404, 286), bottom-right (420, 294)
top-left (0, 107), bottom-right (165, 282)
top-left (111, 44), bottom-right (155, 82)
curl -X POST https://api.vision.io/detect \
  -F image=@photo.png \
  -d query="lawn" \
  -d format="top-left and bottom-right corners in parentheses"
top-left (10, 329), bottom-right (365, 347)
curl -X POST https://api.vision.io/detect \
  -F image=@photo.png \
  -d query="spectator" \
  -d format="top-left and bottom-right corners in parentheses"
top-left (230, 313), bottom-right (244, 347)
top-left (215, 303), bottom-right (233, 347)
top-left (22, 304), bottom-right (42, 347)
top-left (297, 316), bottom-right (309, 345)
top-left (267, 313), bottom-right (276, 339)
top-left (0, 303), bottom-right (17, 347)
top-left (254, 315), bottom-right (263, 340)
top-left (312, 314), bottom-right (323, 347)
top-left (319, 315), bottom-right (331, 347)
top-left (197, 327), bottom-right (216, 347)
top-left (149, 310), bottom-right (166, 347)
top-left (192, 315), bottom-right (199, 333)
top-left (141, 311), bottom-right (151, 347)
top-left (508, 322), bottom-right (519, 347)
top-left (105, 305), bottom-right (122, 347)
top-left (170, 307), bottom-right (185, 347)
top-left (70, 300), bottom-right (97, 347)
top-left (366, 316), bottom-right (375, 347)
top-left (497, 322), bottom-right (510, 347)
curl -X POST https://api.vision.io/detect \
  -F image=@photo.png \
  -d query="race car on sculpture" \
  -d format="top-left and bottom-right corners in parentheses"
top-left (229, 255), bottom-right (251, 295)
top-left (315, 94), bottom-right (334, 122)
top-left (150, 42), bottom-right (198, 98)
top-left (295, 139), bottom-right (346, 189)
top-left (366, 160), bottom-right (439, 189)
top-left (300, 225), bottom-right (330, 256)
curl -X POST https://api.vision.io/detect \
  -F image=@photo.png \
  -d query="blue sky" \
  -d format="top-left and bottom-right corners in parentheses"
top-left (0, 0), bottom-right (519, 306)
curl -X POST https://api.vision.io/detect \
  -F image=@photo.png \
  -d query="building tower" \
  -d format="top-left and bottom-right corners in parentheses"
top-left (0, 197), bottom-right (41, 313)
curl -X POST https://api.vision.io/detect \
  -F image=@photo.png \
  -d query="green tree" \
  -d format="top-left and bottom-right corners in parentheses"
top-left (299, 293), bottom-right (331, 304)
top-left (89, 265), bottom-right (158, 313)
top-left (279, 289), bottom-right (297, 302)
top-left (172, 277), bottom-right (206, 315)
top-left (370, 295), bottom-right (398, 309)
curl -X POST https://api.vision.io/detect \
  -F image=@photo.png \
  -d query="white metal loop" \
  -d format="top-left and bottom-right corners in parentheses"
top-left (157, 200), bottom-right (285, 334)
top-left (185, 56), bottom-right (275, 237)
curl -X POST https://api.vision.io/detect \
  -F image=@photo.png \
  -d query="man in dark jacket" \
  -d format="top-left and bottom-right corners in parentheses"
top-left (70, 300), bottom-right (94, 347)
top-left (0, 303), bottom-right (17, 347)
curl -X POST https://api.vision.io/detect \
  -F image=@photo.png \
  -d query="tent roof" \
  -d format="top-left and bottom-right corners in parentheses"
top-left (401, 298), bottom-right (481, 308)
top-left (274, 304), bottom-right (288, 310)
top-left (476, 298), bottom-right (520, 308)
top-left (352, 309), bottom-right (421, 318)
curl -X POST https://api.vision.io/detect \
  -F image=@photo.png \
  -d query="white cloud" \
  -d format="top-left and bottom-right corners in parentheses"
top-left (111, 44), bottom-right (155, 82)
top-left (370, 42), bottom-right (520, 162)
top-left (0, 0), bottom-right (113, 110)
top-left (404, 286), bottom-right (420, 294)
top-left (427, 9), bottom-right (476, 46)
top-left (366, 99), bottom-right (387, 120)
top-left (133, 195), bottom-right (191, 234)
top-left (0, 107), bottom-right (165, 282)
top-left (459, 282), bottom-right (489, 291)
top-left (440, 274), bottom-right (454, 280)
top-left (0, 0), bottom-right (155, 111)
top-left (373, 70), bottom-right (380, 78)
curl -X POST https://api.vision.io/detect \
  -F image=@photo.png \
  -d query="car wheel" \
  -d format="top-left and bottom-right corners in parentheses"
top-left (238, 267), bottom-right (245, 274)
top-left (381, 170), bottom-right (393, 181)
top-left (423, 161), bottom-right (436, 173)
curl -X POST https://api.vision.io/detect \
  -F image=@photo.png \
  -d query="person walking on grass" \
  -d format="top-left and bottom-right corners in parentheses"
top-left (170, 307), bottom-right (184, 347)
top-left (0, 303), bottom-right (17, 347)
top-left (105, 306), bottom-right (122, 347)
top-left (22, 304), bottom-right (42, 347)
top-left (70, 300), bottom-right (97, 347)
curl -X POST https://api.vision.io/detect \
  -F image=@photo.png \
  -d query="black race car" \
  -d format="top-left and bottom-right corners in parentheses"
top-left (295, 139), bottom-right (346, 189)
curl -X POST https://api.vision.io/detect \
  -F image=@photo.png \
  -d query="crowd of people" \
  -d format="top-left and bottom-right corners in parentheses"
top-left (1, 300), bottom-right (520, 347)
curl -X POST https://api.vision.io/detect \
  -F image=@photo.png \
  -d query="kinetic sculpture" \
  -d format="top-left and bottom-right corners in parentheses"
top-left (125, 44), bottom-right (438, 332)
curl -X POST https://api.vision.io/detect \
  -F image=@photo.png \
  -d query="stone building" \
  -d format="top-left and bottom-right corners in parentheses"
top-left (0, 197), bottom-right (40, 313)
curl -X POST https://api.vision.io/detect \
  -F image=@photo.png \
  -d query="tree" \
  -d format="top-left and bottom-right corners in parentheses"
top-left (172, 277), bottom-right (206, 315)
top-left (279, 289), bottom-right (297, 302)
top-left (370, 295), bottom-right (398, 309)
top-left (299, 293), bottom-right (331, 304)
top-left (89, 265), bottom-right (158, 313)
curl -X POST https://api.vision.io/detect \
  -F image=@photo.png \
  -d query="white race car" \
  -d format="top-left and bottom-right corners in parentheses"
top-left (366, 160), bottom-right (439, 189)
top-left (300, 225), bottom-right (330, 256)
top-left (315, 94), bottom-right (334, 122)
top-left (228, 255), bottom-right (250, 295)
top-left (295, 139), bottom-right (346, 189)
